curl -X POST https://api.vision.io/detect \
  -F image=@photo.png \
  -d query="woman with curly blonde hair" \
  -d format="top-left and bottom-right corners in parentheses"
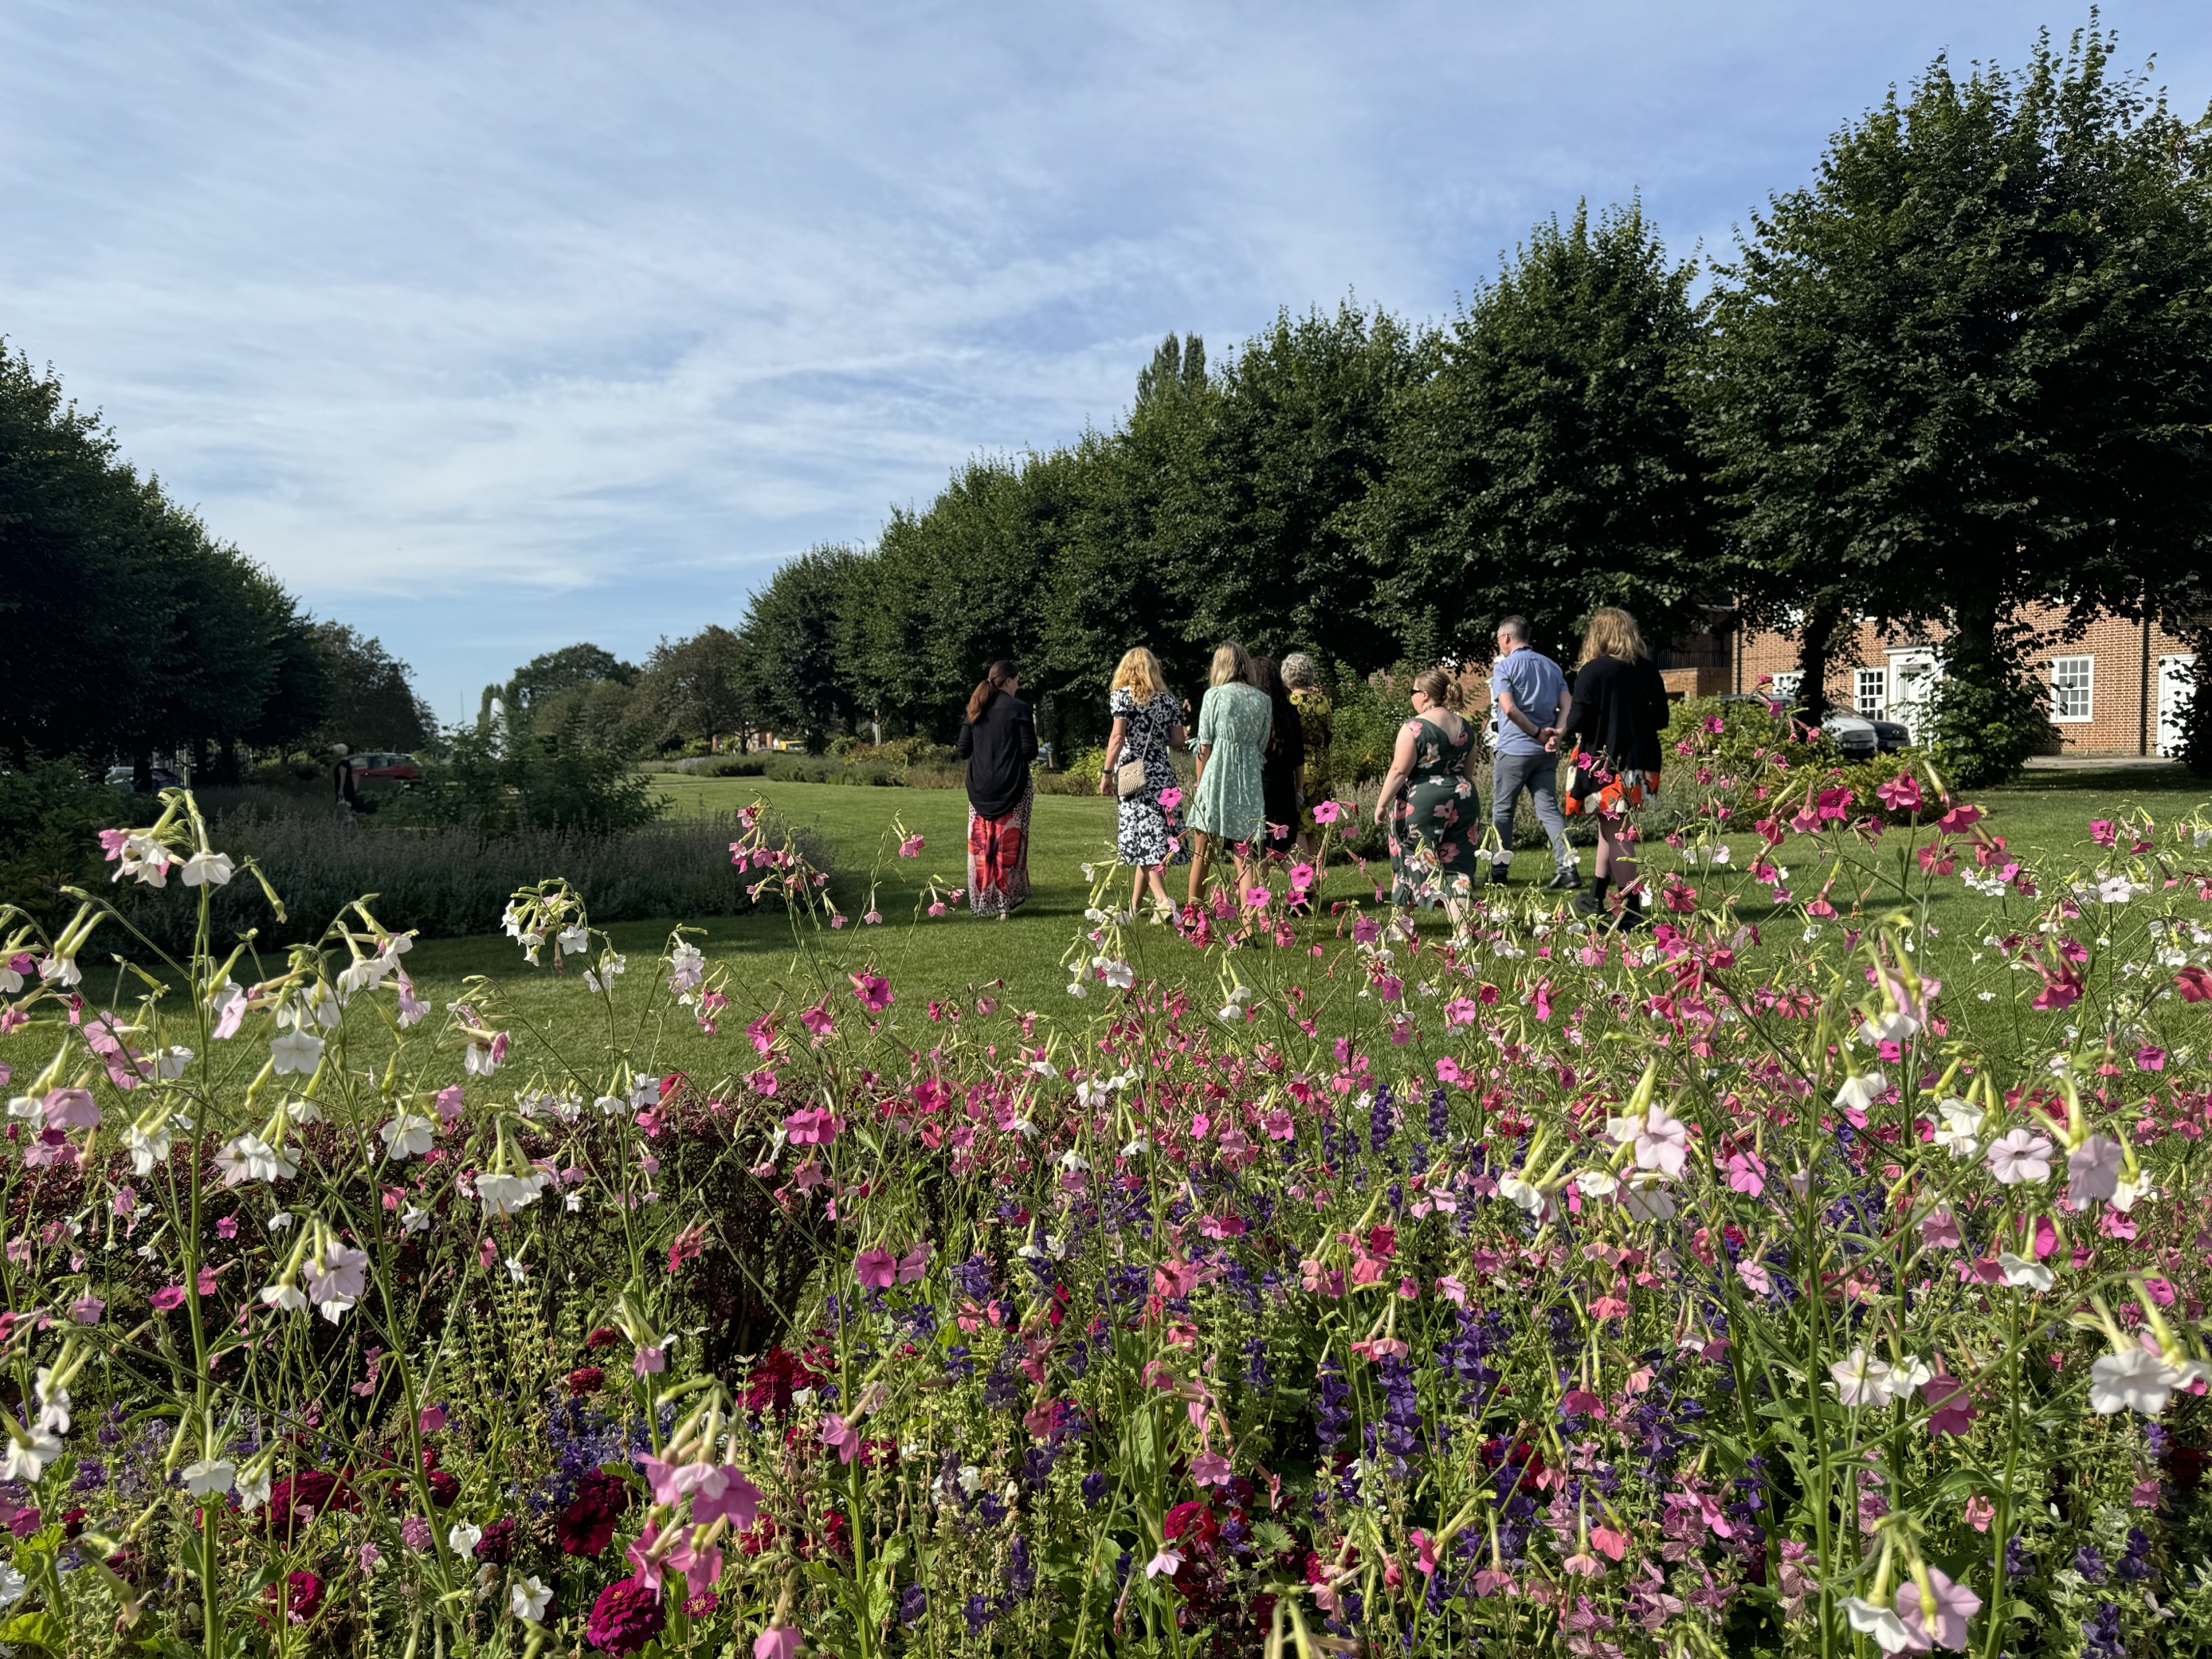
top-left (1547, 606), bottom-right (1670, 927)
top-left (1097, 647), bottom-right (1188, 920)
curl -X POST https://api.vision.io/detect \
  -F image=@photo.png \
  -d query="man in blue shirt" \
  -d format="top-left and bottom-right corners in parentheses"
top-left (1486, 615), bottom-right (1577, 889)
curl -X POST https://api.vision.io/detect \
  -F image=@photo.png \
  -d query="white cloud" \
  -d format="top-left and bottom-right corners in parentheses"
top-left (4, 0), bottom-right (2206, 711)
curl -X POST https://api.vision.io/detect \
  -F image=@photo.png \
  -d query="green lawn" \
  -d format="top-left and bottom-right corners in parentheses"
top-left (14, 766), bottom-right (2202, 1100)
top-left (420, 761), bottom-right (2202, 1014)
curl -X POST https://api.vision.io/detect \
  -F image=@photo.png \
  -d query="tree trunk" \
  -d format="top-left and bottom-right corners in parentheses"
top-left (214, 737), bottom-right (241, 785)
top-left (133, 752), bottom-right (153, 794)
top-left (1795, 591), bottom-right (1847, 729)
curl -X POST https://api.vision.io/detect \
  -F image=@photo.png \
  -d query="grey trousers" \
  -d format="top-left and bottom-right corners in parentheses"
top-left (1492, 748), bottom-right (1575, 869)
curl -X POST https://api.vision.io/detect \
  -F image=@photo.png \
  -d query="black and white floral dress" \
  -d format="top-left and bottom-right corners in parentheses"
top-left (1111, 688), bottom-right (1187, 868)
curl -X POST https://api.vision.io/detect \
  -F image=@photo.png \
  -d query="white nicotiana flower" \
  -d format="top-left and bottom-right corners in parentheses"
top-left (269, 1030), bottom-right (325, 1076)
top-left (1828, 1347), bottom-right (1899, 1408)
top-left (504, 1256), bottom-right (528, 1284)
top-left (1857, 1010), bottom-right (1916, 1045)
top-left (0, 1426), bottom-right (63, 1483)
top-left (216, 1134), bottom-right (298, 1186)
top-left (401, 1206), bottom-right (430, 1233)
top-left (1573, 1169), bottom-right (1619, 1199)
top-left (124, 1116), bottom-right (175, 1175)
top-left (1931, 1100), bottom-right (1984, 1159)
top-left (267, 1210), bottom-right (295, 1230)
top-left (306, 1242), bottom-right (369, 1323)
top-left (1833, 1072), bottom-right (1885, 1112)
top-left (1618, 1175), bottom-right (1677, 1223)
top-left (1995, 1252), bottom-right (2052, 1292)
top-left (2088, 1347), bottom-right (2209, 1417)
top-left (512, 1575), bottom-right (553, 1622)
top-left (476, 1171), bottom-right (549, 1218)
top-left (1841, 1596), bottom-right (1913, 1654)
top-left (152, 1045), bottom-right (193, 1081)
top-left (378, 1113), bottom-right (436, 1160)
top-left (182, 1457), bottom-right (236, 1496)
top-left (449, 1520), bottom-right (483, 1555)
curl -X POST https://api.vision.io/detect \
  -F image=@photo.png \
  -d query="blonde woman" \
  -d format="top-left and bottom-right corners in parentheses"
top-left (1185, 641), bottom-right (1271, 906)
top-left (1544, 606), bottom-right (1670, 927)
top-left (1096, 647), bottom-right (1188, 920)
top-left (1371, 666), bottom-right (1481, 924)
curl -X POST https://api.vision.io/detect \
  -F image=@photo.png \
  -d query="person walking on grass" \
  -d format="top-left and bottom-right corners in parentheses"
top-left (1097, 646), bottom-right (1188, 923)
top-left (1252, 655), bottom-right (1304, 860)
top-left (1487, 614), bottom-right (1579, 890)
top-left (1545, 606), bottom-right (1670, 928)
top-left (1185, 641), bottom-right (1271, 909)
top-left (1280, 652), bottom-right (1333, 857)
top-left (1372, 666), bottom-right (1481, 929)
top-left (955, 659), bottom-right (1037, 920)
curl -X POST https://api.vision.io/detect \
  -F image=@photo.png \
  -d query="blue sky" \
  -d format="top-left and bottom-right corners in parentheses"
top-left (6, 2), bottom-right (2210, 720)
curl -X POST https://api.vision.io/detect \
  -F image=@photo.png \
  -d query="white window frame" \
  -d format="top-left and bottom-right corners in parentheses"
top-left (1854, 668), bottom-right (1887, 717)
top-left (1768, 671), bottom-right (1803, 703)
top-left (2050, 654), bottom-right (2094, 724)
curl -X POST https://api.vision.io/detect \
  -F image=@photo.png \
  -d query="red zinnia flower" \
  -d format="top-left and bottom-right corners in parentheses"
top-left (584, 1576), bottom-right (665, 1654)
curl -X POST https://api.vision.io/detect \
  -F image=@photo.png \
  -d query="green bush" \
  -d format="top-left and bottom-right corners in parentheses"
top-left (1927, 657), bottom-right (2051, 788)
top-left (0, 757), bottom-right (118, 926)
top-left (106, 806), bottom-right (832, 952)
top-left (400, 709), bottom-right (664, 834)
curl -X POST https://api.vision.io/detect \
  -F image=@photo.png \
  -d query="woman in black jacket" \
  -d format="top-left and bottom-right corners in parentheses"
top-left (1547, 608), bottom-right (1671, 927)
top-left (954, 660), bottom-right (1039, 918)
top-left (1250, 655), bottom-right (1304, 859)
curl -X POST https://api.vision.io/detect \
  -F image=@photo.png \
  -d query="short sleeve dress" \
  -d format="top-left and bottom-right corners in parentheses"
top-left (1387, 715), bottom-right (1481, 908)
top-left (1110, 688), bottom-right (1187, 867)
top-left (1186, 680), bottom-right (1272, 845)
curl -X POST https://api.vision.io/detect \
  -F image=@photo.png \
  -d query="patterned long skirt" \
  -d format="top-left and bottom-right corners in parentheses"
top-left (967, 782), bottom-right (1033, 918)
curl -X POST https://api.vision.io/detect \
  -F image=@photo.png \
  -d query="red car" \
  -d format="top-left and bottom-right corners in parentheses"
top-left (349, 751), bottom-right (421, 783)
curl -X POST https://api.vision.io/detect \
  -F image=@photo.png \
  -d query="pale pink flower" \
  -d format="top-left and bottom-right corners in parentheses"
top-left (1985, 1128), bottom-right (2052, 1186)
top-left (1892, 1567), bottom-right (1981, 1650)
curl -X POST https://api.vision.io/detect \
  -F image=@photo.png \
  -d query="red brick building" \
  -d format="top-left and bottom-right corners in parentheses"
top-left (1678, 605), bottom-right (2201, 758)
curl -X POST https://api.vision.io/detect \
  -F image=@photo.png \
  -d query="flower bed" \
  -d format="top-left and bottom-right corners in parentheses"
top-left (0, 775), bottom-right (2209, 1657)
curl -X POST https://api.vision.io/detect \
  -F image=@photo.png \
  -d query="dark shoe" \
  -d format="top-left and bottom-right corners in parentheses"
top-left (1488, 862), bottom-right (1512, 886)
top-left (1573, 890), bottom-right (1605, 916)
top-left (1543, 869), bottom-right (1579, 891)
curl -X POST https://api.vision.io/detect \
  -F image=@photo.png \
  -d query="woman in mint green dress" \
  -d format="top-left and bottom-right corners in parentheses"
top-left (1185, 641), bottom-right (1273, 904)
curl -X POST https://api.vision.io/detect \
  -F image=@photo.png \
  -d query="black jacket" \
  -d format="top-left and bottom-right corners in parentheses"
top-left (1563, 654), bottom-right (1670, 773)
top-left (955, 694), bottom-right (1038, 818)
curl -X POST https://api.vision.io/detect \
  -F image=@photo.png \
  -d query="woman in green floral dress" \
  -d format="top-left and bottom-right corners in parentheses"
top-left (1371, 666), bottom-right (1481, 924)
top-left (1185, 641), bottom-right (1273, 904)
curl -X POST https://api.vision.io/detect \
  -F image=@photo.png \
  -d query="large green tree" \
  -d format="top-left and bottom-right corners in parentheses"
top-left (1154, 302), bottom-right (1420, 671)
top-left (312, 623), bottom-right (433, 753)
top-left (1696, 27), bottom-right (2212, 769)
top-left (1359, 202), bottom-right (1712, 669)
top-left (633, 625), bottom-right (751, 749)
top-left (738, 545), bottom-right (868, 750)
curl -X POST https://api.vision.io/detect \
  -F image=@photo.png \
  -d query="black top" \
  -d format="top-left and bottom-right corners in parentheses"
top-left (955, 694), bottom-right (1039, 819)
top-left (1261, 688), bottom-right (1303, 850)
top-left (1563, 654), bottom-right (1670, 773)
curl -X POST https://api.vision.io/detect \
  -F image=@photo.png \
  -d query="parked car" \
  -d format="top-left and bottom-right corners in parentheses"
top-left (1820, 714), bottom-right (1884, 758)
top-left (349, 752), bottom-right (421, 783)
top-left (1869, 719), bottom-right (1912, 752)
top-left (104, 765), bottom-right (182, 790)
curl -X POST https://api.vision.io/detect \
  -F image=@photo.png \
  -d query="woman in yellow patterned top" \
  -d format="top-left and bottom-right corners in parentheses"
top-left (1281, 653), bottom-right (1333, 855)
